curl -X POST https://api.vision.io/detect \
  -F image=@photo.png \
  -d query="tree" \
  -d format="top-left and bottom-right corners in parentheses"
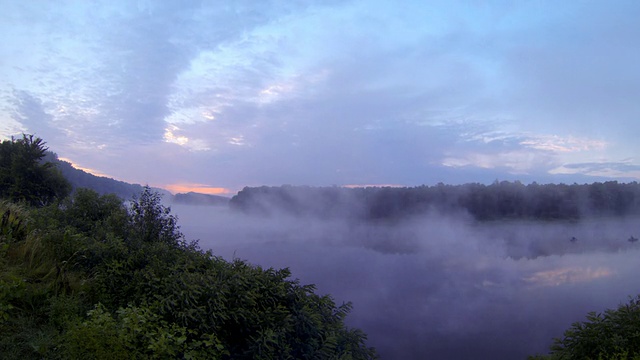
top-left (0, 134), bottom-right (71, 206)
top-left (127, 185), bottom-right (185, 247)
top-left (531, 296), bottom-right (640, 359)
top-left (60, 188), bottom-right (128, 238)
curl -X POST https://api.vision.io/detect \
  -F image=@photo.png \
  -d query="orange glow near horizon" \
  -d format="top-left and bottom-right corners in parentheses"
top-left (58, 157), bottom-right (110, 178)
top-left (163, 183), bottom-right (232, 195)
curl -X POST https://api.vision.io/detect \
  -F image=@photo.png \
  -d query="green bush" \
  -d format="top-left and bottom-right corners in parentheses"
top-left (532, 296), bottom-right (640, 360)
top-left (0, 185), bottom-right (377, 359)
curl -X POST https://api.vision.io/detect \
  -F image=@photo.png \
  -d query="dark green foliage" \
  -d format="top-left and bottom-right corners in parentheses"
top-left (0, 200), bottom-right (29, 243)
top-left (59, 188), bottom-right (128, 239)
top-left (60, 303), bottom-right (228, 360)
top-left (230, 181), bottom-right (640, 222)
top-left (531, 296), bottom-right (640, 360)
top-left (0, 134), bottom-right (71, 207)
top-left (128, 186), bottom-right (185, 247)
top-left (1, 182), bottom-right (376, 359)
top-left (86, 217), bottom-right (376, 359)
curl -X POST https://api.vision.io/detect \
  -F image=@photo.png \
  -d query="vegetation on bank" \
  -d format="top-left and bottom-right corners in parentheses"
top-left (0, 135), bottom-right (376, 359)
top-left (529, 296), bottom-right (640, 360)
top-left (230, 181), bottom-right (640, 222)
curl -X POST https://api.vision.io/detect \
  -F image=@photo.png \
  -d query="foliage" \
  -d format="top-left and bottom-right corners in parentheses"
top-left (128, 186), bottom-right (185, 247)
top-left (531, 296), bottom-right (640, 360)
top-left (0, 160), bottom-right (377, 359)
top-left (59, 188), bottom-right (127, 236)
top-left (230, 181), bottom-right (640, 221)
top-left (0, 200), bottom-right (29, 243)
top-left (61, 303), bottom-right (227, 360)
top-left (0, 134), bottom-right (71, 207)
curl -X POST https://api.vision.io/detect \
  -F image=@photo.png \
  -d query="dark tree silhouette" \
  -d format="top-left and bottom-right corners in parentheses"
top-left (0, 134), bottom-right (70, 206)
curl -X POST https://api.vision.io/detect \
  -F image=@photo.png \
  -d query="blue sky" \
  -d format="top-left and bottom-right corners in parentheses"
top-left (2, 0), bottom-right (639, 194)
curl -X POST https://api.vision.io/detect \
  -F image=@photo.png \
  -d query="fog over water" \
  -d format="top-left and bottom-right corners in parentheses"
top-left (172, 204), bottom-right (640, 359)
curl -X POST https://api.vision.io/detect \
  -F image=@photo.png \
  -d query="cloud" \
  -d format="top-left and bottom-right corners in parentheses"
top-left (441, 128), bottom-right (620, 178)
top-left (9, 90), bottom-right (55, 136)
top-left (2, 1), bottom-right (311, 144)
top-left (442, 150), bottom-right (554, 174)
top-left (1, 0), bottom-right (640, 189)
top-left (551, 161), bottom-right (640, 179)
top-left (520, 135), bottom-right (607, 153)
top-left (163, 124), bottom-right (212, 151)
top-left (523, 266), bottom-right (614, 287)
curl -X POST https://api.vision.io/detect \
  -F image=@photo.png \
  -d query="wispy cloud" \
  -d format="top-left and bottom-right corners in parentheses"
top-left (523, 266), bottom-right (614, 287)
top-left (444, 128), bottom-right (614, 177)
top-left (551, 160), bottom-right (640, 180)
top-left (520, 135), bottom-right (607, 153)
top-left (1, 0), bottom-right (640, 189)
top-left (442, 150), bottom-right (554, 174)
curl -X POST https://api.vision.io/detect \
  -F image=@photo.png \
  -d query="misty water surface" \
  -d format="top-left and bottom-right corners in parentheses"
top-left (172, 204), bottom-right (640, 359)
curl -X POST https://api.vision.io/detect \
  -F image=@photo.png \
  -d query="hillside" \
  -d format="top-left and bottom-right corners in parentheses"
top-left (49, 153), bottom-right (149, 199)
top-left (46, 152), bottom-right (227, 205)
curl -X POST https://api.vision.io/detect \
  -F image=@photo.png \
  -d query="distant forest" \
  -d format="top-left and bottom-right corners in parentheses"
top-left (230, 181), bottom-right (640, 221)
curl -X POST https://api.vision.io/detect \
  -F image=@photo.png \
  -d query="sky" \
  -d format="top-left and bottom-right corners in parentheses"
top-left (2, 0), bottom-right (640, 195)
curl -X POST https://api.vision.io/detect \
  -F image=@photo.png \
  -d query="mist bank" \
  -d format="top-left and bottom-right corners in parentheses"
top-left (173, 204), bottom-right (640, 359)
top-left (229, 181), bottom-right (640, 222)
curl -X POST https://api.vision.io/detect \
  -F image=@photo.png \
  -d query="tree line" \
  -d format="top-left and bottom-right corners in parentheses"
top-left (4, 134), bottom-right (640, 359)
top-left (230, 181), bottom-right (640, 221)
top-left (0, 135), bottom-right (376, 359)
